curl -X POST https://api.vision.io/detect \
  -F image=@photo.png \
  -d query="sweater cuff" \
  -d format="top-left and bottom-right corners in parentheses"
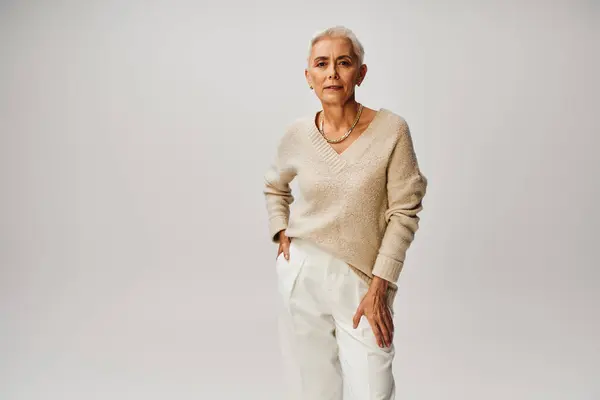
top-left (269, 215), bottom-right (288, 243)
top-left (372, 254), bottom-right (404, 284)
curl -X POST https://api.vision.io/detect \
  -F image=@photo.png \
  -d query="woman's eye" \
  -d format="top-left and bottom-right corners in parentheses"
top-left (317, 62), bottom-right (325, 67)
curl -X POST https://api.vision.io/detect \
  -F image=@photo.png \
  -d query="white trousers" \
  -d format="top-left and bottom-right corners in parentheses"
top-left (275, 237), bottom-right (396, 400)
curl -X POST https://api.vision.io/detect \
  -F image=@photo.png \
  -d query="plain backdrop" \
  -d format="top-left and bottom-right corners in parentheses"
top-left (1, 0), bottom-right (599, 399)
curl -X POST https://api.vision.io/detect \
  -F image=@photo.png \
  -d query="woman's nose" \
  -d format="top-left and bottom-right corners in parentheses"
top-left (328, 64), bottom-right (338, 78)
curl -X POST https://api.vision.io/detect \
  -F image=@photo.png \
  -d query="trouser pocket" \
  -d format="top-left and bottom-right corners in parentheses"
top-left (275, 241), bottom-right (306, 310)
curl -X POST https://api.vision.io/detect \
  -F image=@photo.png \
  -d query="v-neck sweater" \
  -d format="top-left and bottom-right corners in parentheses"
top-left (263, 108), bottom-right (428, 308)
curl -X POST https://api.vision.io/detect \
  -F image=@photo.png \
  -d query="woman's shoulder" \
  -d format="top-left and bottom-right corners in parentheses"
top-left (273, 114), bottom-right (312, 152)
top-left (374, 108), bottom-right (412, 148)
top-left (278, 113), bottom-right (314, 143)
top-left (285, 114), bottom-right (313, 133)
top-left (379, 108), bottom-right (409, 131)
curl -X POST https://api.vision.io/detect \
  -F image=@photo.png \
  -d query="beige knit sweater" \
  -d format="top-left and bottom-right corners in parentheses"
top-left (263, 107), bottom-right (428, 308)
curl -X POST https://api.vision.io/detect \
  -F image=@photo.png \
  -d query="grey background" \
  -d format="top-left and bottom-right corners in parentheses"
top-left (1, 0), bottom-right (598, 399)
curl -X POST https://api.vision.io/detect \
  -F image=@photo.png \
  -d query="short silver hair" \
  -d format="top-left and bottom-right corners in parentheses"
top-left (307, 25), bottom-right (365, 67)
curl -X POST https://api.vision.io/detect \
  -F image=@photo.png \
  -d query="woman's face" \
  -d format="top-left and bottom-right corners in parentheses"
top-left (305, 37), bottom-right (366, 106)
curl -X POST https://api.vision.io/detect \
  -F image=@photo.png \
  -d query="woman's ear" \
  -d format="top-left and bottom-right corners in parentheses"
top-left (357, 65), bottom-right (368, 86)
top-left (304, 69), bottom-right (312, 89)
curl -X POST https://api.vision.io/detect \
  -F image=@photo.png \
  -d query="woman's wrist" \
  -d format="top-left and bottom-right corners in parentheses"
top-left (369, 275), bottom-right (389, 293)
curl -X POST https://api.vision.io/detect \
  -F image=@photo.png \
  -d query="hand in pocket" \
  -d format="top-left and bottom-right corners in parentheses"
top-left (276, 231), bottom-right (292, 261)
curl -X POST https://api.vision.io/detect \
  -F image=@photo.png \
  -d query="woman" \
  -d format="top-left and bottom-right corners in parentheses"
top-left (263, 25), bottom-right (428, 400)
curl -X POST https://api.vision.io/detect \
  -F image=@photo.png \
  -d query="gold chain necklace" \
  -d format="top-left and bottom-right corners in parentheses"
top-left (318, 103), bottom-right (364, 144)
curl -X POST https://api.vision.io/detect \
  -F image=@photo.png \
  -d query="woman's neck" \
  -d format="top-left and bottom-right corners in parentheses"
top-left (320, 100), bottom-right (361, 132)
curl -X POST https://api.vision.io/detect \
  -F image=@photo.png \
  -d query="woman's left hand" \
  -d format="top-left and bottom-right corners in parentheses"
top-left (352, 276), bottom-right (394, 348)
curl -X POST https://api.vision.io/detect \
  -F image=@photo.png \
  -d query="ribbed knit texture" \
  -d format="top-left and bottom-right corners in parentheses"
top-left (263, 108), bottom-right (428, 308)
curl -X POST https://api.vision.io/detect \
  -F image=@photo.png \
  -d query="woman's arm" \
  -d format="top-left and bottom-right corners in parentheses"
top-left (263, 132), bottom-right (296, 244)
top-left (371, 119), bottom-right (428, 283)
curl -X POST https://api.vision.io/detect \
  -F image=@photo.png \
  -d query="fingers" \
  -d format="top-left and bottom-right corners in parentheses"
top-left (284, 244), bottom-right (290, 260)
top-left (386, 307), bottom-right (395, 337)
top-left (367, 306), bottom-right (394, 348)
top-left (353, 294), bottom-right (394, 348)
top-left (352, 307), bottom-right (363, 329)
top-left (277, 239), bottom-right (291, 261)
top-left (380, 307), bottom-right (394, 347)
top-left (365, 315), bottom-right (384, 348)
top-left (283, 235), bottom-right (292, 260)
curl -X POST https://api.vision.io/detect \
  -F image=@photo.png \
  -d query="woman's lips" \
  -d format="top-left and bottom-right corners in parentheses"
top-left (325, 86), bottom-right (342, 90)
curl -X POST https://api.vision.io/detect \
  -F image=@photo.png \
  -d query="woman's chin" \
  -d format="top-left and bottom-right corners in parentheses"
top-left (321, 96), bottom-right (347, 105)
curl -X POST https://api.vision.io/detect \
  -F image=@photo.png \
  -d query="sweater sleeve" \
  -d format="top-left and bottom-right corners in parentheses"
top-left (371, 119), bottom-right (428, 283)
top-left (263, 130), bottom-right (297, 244)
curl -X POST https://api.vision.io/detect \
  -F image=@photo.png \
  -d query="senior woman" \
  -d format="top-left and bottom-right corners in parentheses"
top-left (263, 25), bottom-right (428, 400)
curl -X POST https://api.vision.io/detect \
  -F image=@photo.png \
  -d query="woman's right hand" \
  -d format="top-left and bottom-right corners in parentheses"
top-left (277, 230), bottom-right (292, 261)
